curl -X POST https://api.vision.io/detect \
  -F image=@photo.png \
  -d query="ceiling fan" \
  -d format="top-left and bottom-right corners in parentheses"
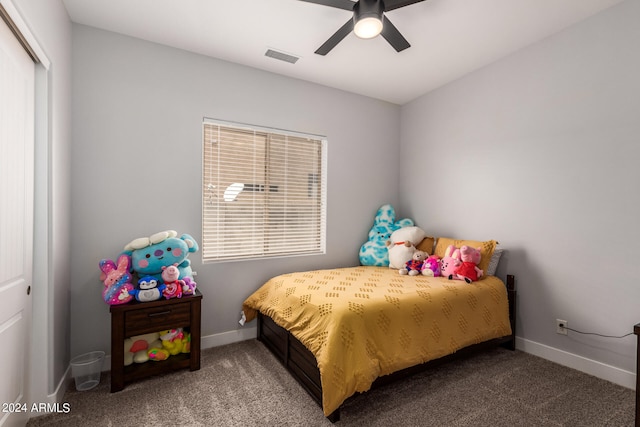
top-left (299, 0), bottom-right (426, 55)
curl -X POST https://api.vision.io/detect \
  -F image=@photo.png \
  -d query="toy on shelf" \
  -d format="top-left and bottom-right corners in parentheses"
top-left (182, 277), bottom-right (197, 296)
top-left (124, 332), bottom-right (163, 366)
top-left (147, 347), bottom-right (170, 362)
top-left (99, 255), bottom-right (134, 305)
top-left (128, 276), bottom-right (166, 302)
top-left (159, 328), bottom-right (186, 355)
top-left (161, 264), bottom-right (184, 300)
top-left (180, 332), bottom-right (191, 354)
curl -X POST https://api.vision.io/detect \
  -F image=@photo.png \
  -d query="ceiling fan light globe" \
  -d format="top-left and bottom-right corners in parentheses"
top-left (354, 17), bottom-right (383, 39)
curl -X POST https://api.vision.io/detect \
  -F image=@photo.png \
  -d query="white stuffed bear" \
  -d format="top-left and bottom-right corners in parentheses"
top-left (386, 226), bottom-right (428, 269)
top-left (400, 250), bottom-right (428, 276)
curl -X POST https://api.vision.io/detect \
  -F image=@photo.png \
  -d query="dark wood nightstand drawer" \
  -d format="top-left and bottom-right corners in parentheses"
top-left (124, 303), bottom-right (190, 336)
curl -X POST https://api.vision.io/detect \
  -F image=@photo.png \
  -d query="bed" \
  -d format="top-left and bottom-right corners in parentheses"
top-left (242, 239), bottom-right (515, 422)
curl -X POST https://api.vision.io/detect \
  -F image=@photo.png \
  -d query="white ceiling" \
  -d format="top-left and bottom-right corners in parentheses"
top-left (62, 0), bottom-right (624, 105)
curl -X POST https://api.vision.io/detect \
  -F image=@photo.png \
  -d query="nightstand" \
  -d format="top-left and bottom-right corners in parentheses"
top-left (109, 289), bottom-right (202, 392)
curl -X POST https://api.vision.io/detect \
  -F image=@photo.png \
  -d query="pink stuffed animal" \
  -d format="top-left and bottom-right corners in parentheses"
top-left (161, 264), bottom-right (185, 299)
top-left (449, 245), bottom-right (483, 283)
top-left (99, 254), bottom-right (134, 305)
top-left (421, 255), bottom-right (441, 277)
top-left (182, 277), bottom-right (197, 295)
top-left (439, 245), bottom-right (461, 278)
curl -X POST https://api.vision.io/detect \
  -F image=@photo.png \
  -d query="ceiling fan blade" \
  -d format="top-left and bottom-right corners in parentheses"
top-left (380, 17), bottom-right (410, 52)
top-left (298, 0), bottom-right (355, 11)
top-left (315, 19), bottom-right (354, 55)
top-left (383, 0), bottom-right (426, 12)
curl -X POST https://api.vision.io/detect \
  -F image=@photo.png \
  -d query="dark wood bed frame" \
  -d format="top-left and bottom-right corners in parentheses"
top-left (257, 274), bottom-right (517, 422)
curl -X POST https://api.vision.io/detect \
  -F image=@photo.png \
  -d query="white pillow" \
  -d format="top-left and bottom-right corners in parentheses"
top-left (486, 248), bottom-right (503, 276)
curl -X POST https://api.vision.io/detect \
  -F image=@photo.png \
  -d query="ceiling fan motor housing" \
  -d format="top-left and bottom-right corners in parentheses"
top-left (353, 0), bottom-right (384, 39)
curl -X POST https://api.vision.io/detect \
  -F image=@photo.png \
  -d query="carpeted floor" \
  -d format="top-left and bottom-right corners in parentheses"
top-left (27, 339), bottom-right (635, 426)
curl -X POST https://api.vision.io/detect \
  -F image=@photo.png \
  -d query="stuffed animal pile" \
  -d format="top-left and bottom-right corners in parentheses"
top-left (124, 329), bottom-right (191, 365)
top-left (98, 230), bottom-right (199, 306)
top-left (359, 206), bottom-right (487, 284)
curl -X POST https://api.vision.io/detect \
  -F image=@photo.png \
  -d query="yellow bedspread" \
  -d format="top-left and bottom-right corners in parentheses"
top-left (242, 266), bottom-right (512, 416)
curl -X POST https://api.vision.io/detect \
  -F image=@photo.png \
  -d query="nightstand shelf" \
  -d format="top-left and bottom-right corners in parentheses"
top-left (110, 289), bottom-right (202, 392)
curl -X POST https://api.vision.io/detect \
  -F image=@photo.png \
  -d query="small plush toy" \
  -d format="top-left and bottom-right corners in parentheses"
top-left (449, 245), bottom-right (483, 283)
top-left (161, 264), bottom-right (184, 299)
top-left (182, 277), bottom-right (197, 295)
top-left (180, 332), bottom-right (191, 354)
top-left (387, 226), bottom-right (427, 269)
top-left (400, 250), bottom-right (427, 276)
top-left (99, 254), bottom-right (134, 305)
top-left (439, 245), bottom-right (461, 278)
top-left (421, 255), bottom-right (441, 277)
top-left (129, 276), bottom-right (166, 302)
top-left (359, 204), bottom-right (414, 267)
top-left (147, 347), bottom-right (170, 362)
top-left (159, 328), bottom-right (185, 355)
top-left (124, 332), bottom-right (163, 365)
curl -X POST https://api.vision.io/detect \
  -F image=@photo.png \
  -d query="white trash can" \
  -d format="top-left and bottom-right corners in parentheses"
top-left (70, 351), bottom-right (105, 391)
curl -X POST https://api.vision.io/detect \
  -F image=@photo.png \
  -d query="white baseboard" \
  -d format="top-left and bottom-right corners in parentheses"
top-left (201, 326), bottom-right (257, 349)
top-left (516, 337), bottom-right (636, 390)
top-left (27, 365), bottom-right (72, 421)
top-left (54, 365), bottom-right (72, 400)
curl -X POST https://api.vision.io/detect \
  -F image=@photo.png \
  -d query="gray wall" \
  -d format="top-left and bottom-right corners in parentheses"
top-left (400, 0), bottom-right (640, 373)
top-left (70, 25), bottom-right (401, 356)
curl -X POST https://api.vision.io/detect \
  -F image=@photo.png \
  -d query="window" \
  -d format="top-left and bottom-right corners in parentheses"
top-left (202, 119), bottom-right (327, 262)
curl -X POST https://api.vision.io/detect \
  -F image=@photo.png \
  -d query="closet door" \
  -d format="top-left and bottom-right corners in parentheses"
top-left (0, 12), bottom-right (35, 427)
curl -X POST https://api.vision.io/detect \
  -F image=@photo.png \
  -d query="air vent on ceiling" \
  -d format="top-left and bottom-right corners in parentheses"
top-left (265, 49), bottom-right (299, 64)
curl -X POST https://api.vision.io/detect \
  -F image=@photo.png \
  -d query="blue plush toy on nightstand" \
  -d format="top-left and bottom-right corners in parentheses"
top-left (123, 230), bottom-right (199, 287)
top-left (128, 276), bottom-right (166, 302)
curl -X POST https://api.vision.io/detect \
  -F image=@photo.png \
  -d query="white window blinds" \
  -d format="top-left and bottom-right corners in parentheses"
top-left (202, 119), bottom-right (327, 262)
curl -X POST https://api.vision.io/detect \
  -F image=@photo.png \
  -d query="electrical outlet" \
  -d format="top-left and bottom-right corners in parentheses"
top-left (556, 319), bottom-right (568, 335)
